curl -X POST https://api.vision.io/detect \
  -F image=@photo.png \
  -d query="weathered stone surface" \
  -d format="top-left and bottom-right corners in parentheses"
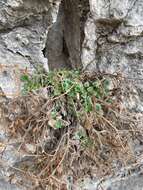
top-left (63, 0), bottom-right (81, 68)
top-left (45, 2), bottom-right (70, 70)
top-left (82, 0), bottom-right (143, 107)
top-left (0, 1), bottom-right (58, 189)
top-left (0, 0), bottom-right (143, 189)
top-left (81, 1), bottom-right (143, 188)
top-left (0, 0), bottom-right (54, 98)
top-left (45, 0), bottom-right (81, 70)
top-left (76, 170), bottom-right (143, 190)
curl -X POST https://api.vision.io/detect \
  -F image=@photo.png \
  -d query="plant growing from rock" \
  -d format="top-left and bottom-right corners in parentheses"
top-left (3, 69), bottom-right (138, 189)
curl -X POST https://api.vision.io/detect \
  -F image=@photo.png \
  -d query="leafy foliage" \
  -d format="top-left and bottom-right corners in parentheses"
top-left (5, 69), bottom-right (137, 189)
top-left (21, 69), bottom-right (112, 129)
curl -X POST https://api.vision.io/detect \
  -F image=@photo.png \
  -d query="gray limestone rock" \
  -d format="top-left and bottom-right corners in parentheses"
top-left (82, 0), bottom-right (143, 104)
top-left (0, 0), bottom-right (143, 189)
top-left (76, 172), bottom-right (143, 190)
top-left (81, 1), bottom-right (143, 188)
top-left (0, 1), bottom-right (58, 189)
top-left (0, 0), bottom-right (55, 98)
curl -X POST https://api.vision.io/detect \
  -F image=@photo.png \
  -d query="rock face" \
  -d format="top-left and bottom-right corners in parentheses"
top-left (0, 1), bottom-right (57, 189)
top-left (76, 169), bottom-right (143, 190)
top-left (80, 1), bottom-right (143, 188)
top-left (45, 0), bottom-right (81, 70)
top-left (0, 0), bottom-right (143, 190)
top-left (0, 0), bottom-right (81, 97)
top-left (82, 0), bottom-right (143, 108)
top-left (0, 0), bottom-right (54, 98)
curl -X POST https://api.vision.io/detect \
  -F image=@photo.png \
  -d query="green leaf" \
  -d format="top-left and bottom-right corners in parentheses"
top-left (95, 103), bottom-right (102, 112)
top-left (62, 79), bottom-right (72, 91)
top-left (84, 81), bottom-right (90, 88)
top-left (75, 83), bottom-right (84, 93)
top-left (55, 120), bottom-right (62, 129)
top-left (84, 96), bottom-right (93, 113)
top-left (103, 79), bottom-right (110, 89)
top-left (106, 98), bottom-right (113, 104)
top-left (21, 74), bottom-right (29, 82)
top-left (94, 89), bottom-right (101, 99)
top-left (87, 87), bottom-right (94, 94)
top-left (93, 81), bottom-right (100, 88)
top-left (51, 111), bottom-right (57, 119)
